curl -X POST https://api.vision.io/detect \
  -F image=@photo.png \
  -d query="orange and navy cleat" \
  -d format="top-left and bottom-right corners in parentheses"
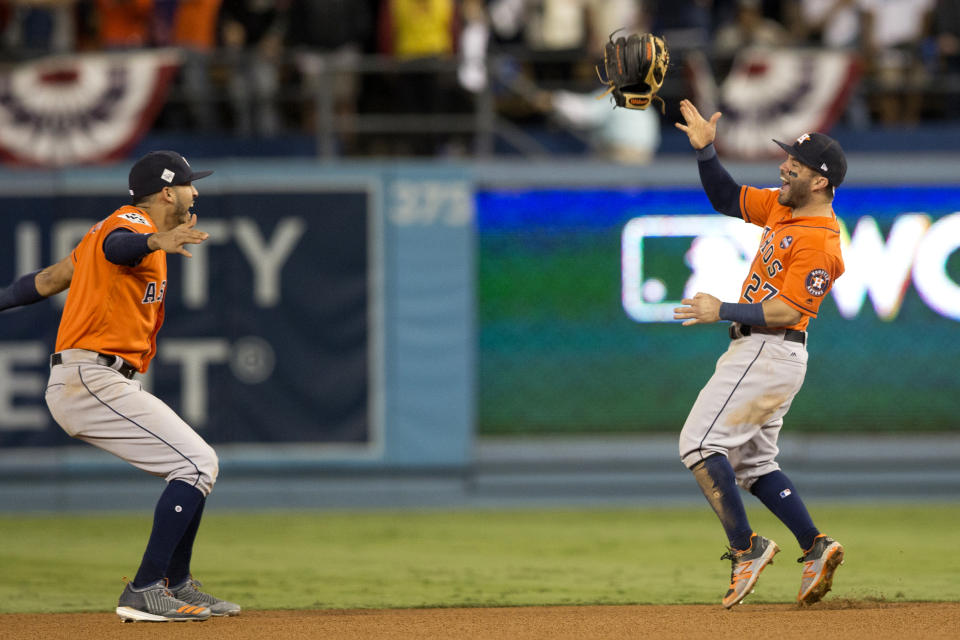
top-left (797, 535), bottom-right (844, 605)
top-left (720, 533), bottom-right (780, 608)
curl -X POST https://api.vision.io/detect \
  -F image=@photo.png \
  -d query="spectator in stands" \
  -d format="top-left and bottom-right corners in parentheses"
top-left (644, 0), bottom-right (715, 126)
top-left (0, 0), bottom-right (77, 59)
top-left (860, 0), bottom-right (936, 125)
top-left (587, 0), bottom-right (646, 50)
top-left (541, 87), bottom-right (661, 164)
top-left (714, 0), bottom-right (791, 64)
top-left (220, 0), bottom-right (289, 137)
top-left (94, 0), bottom-right (153, 49)
top-left (783, 0), bottom-right (873, 128)
top-left (933, 0), bottom-right (960, 118)
top-left (785, 0), bottom-right (863, 49)
top-left (168, 0), bottom-right (222, 131)
top-left (377, 0), bottom-right (460, 154)
top-left (647, 0), bottom-right (713, 51)
top-left (457, 0), bottom-right (489, 95)
top-left (521, 0), bottom-right (592, 85)
top-left (286, 0), bottom-right (372, 152)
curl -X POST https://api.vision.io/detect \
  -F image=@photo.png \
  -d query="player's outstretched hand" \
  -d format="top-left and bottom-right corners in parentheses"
top-left (674, 99), bottom-right (721, 151)
top-left (148, 214), bottom-right (209, 257)
top-left (674, 292), bottom-right (722, 326)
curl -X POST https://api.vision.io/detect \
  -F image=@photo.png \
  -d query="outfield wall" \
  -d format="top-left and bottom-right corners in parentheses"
top-left (0, 162), bottom-right (475, 469)
top-left (0, 156), bottom-right (957, 481)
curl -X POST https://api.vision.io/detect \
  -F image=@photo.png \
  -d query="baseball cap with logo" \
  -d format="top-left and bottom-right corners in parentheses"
top-left (128, 150), bottom-right (214, 201)
top-left (772, 132), bottom-right (847, 187)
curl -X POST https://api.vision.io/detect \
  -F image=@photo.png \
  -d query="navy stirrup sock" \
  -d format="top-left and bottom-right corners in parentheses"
top-left (133, 480), bottom-right (205, 588)
top-left (691, 454), bottom-right (754, 551)
top-left (750, 470), bottom-right (820, 551)
top-left (166, 495), bottom-right (206, 587)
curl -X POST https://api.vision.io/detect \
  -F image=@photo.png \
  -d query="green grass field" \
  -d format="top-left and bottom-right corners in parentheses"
top-left (1, 503), bottom-right (958, 614)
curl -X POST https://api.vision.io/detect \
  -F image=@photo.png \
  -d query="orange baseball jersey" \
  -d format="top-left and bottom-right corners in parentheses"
top-left (737, 186), bottom-right (845, 331)
top-left (55, 206), bottom-right (166, 372)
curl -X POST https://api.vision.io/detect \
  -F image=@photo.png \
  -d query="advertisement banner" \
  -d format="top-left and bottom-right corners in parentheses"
top-left (0, 190), bottom-right (374, 449)
top-left (477, 185), bottom-right (960, 434)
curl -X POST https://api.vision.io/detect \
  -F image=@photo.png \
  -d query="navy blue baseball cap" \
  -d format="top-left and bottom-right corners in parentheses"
top-left (129, 150), bottom-right (213, 200)
top-left (773, 133), bottom-right (846, 187)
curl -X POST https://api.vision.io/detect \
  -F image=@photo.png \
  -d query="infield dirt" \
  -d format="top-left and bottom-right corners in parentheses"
top-left (3, 602), bottom-right (958, 639)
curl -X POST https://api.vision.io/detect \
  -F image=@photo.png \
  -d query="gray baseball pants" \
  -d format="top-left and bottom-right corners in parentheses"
top-left (679, 328), bottom-right (808, 490)
top-left (45, 349), bottom-right (218, 496)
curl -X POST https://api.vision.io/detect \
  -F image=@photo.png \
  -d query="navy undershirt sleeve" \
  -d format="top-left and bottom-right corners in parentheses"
top-left (103, 228), bottom-right (154, 266)
top-left (0, 269), bottom-right (44, 311)
top-left (696, 143), bottom-right (742, 218)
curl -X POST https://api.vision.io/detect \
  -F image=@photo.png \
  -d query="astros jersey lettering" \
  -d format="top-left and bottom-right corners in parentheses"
top-left (737, 186), bottom-right (845, 330)
top-left (55, 206), bottom-right (166, 373)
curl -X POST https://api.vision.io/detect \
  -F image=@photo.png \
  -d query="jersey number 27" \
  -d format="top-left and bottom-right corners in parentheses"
top-left (743, 273), bottom-right (779, 303)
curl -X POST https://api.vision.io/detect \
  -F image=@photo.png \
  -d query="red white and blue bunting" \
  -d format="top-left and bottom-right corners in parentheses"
top-left (708, 48), bottom-right (861, 160)
top-left (0, 49), bottom-right (180, 167)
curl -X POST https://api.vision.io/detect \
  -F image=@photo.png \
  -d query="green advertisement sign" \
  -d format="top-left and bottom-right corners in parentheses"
top-left (477, 186), bottom-right (960, 434)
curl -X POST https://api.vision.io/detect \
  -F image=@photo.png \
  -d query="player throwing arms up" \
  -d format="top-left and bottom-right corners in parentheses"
top-left (673, 100), bottom-right (846, 608)
top-left (0, 151), bottom-right (239, 622)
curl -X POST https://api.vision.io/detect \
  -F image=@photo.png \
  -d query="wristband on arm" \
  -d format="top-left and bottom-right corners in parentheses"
top-left (696, 143), bottom-right (718, 161)
top-left (718, 302), bottom-right (766, 326)
top-left (0, 269), bottom-right (44, 311)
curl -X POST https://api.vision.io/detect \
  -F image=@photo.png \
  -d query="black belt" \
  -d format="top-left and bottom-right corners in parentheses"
top-left (50, 352), bottom-right (138, 379)
top-left (731, 325), bottom-right (806, 345)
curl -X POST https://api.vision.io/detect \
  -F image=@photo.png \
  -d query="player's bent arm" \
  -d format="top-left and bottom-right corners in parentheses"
top-left (104, 228), bottom-right (153, 266)
top-left (675, 100), bottom-right (741, 217)
top-left (759, 298), bottom-right (803, 327)
top-left (677, 295), bottom-right (803, 327)
top-left (716, 298), bottom-right (803, 327)
top-left (0, 255), bottom-right (74, 311)
top-left (0, 270), bottom-right (44, 311)
top-left (147, 214), bottom-right (209, 257)
top-left (35, 255), bottom-right (74, 297)
top-left (102, 218), bottom-right (209, 264)
top-left (696, 144), bottom-right (742, 218)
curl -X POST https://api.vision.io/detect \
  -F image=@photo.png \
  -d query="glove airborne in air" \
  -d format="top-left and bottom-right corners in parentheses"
top-left (596, 33), bottom-right (670, 112)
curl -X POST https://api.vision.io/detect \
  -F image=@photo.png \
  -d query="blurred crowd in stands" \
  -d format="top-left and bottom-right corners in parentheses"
top-left (1, 0), bottom-right (958, 157)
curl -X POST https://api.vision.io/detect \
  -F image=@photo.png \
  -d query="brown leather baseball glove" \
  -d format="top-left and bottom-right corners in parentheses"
top-left (597, 33), bottom-right (670, 112)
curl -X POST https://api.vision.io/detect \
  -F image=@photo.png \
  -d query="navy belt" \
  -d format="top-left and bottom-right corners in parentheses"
top-left (731, 325), bottom-right (806, 345)
top-left (50, 352), bottom-right (137, 379)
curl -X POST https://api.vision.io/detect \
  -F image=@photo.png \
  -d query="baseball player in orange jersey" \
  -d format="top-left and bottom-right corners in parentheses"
top-left (0, 151), bottom-right (239, 622)
top-left (672, 100), bottom-right (846, 608)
